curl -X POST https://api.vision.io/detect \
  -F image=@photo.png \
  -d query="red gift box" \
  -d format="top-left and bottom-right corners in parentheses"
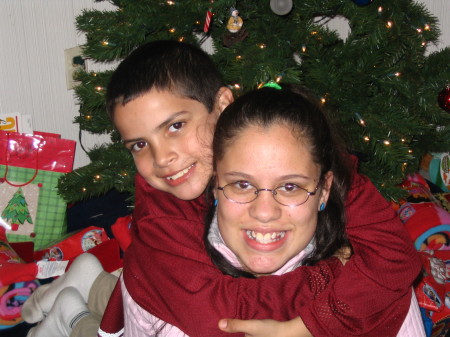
top-left (34, 226), bottom-right (122, 273)
top-left (34, 226), bottom-right (109, 262)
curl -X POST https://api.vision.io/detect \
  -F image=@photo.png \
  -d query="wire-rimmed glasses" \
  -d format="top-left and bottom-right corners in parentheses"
top-left (217, 180), bottom-right (320, 207)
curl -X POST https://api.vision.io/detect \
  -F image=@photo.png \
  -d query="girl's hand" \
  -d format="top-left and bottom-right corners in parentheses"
top-left (218, 317), bottom-right (313, 337)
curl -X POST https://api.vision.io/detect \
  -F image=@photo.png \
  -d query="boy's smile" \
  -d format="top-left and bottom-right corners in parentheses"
top-left (114, 89), bottom-right (220, 200)
top-left (163, 163), bottom-right (196, 186)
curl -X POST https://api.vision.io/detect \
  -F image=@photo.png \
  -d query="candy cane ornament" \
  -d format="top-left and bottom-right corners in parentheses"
top-left (204, 8), bottom-right (213, 33)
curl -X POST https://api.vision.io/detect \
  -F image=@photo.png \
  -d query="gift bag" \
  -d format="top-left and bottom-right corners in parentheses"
top-left (0, 131), bottom-right (76, 250)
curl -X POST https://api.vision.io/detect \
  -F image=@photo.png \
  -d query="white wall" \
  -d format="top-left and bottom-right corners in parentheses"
top-left (0, 0), bottom-right (448, 169)
top-left (0, 0), bottom-right (115, 169)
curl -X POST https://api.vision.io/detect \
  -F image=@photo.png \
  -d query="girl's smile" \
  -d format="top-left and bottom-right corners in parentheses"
top-left (243, 229), bottom-right (289, 252)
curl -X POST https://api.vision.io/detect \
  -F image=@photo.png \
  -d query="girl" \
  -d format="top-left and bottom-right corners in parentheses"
top-left (208, 85), bottom-right (425, 336)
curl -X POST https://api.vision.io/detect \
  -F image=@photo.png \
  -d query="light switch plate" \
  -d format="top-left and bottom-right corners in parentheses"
top-left (64, 46), bottom-right (85, 90)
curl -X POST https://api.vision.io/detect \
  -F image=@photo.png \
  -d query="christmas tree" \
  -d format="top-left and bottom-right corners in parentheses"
top-left (58, 0), bottom-right (450, 203)
top-left (1, 188), bottom-right (33, 230)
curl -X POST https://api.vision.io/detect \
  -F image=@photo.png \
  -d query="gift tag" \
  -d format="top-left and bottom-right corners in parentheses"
top-left (36, 260), bottom-right (68, 279)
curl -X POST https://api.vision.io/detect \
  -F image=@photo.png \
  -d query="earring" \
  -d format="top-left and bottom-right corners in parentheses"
top-left (214, 199), bottom-right (218, 207)
top-left (319, 202), bottom-right (326, 211)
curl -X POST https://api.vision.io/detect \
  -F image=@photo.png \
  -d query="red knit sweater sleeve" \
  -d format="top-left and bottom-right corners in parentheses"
top-left (123, 172), bottom-right (421, 336)
top-left (298, 172), bottom-right (422, 336)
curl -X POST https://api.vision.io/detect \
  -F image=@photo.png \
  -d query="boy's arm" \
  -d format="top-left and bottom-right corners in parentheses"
top-left (126, 172), bottom-right (421, 336)
top-left (124, 218), bottom-right (342, 336)
top-left (296, 171), bottom-right (422, 336)
top-left (124, 177), bottom-right (342, 336)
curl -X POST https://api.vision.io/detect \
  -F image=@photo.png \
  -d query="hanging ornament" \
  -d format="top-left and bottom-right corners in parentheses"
top-left (223, 8), bottom-right (248, 47)
top-left (351, 0), bottom-right (374, 6)
top-left (437, 86), bottom-right (450, 112)
top-left (226, 8), bottom-right (243, 33)
top-left (270, 0), bottom-right (293, 16)
top-left (204, 9), bottom-right (213, 33)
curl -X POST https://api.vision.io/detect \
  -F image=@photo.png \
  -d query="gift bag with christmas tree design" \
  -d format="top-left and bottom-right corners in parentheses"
top-left (0, 131), bottom-right (76, 250)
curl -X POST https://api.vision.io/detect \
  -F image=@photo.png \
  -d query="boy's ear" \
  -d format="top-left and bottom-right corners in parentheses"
top-left (216, 87), bottom-right (234, 113)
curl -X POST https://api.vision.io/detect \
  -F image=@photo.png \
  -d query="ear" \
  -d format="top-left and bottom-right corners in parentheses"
top-left (215, 87), bottom-right (234, 114)
top-left (319, 171), bottom-right (334, 209)
top-left (212, 174), bottom-right (219, 200)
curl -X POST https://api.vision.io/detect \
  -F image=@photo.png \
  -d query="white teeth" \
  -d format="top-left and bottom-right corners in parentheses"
top-left (166, 165), bottom-right (193, 180)
top-left (246, 230), bottom-right (285, 244)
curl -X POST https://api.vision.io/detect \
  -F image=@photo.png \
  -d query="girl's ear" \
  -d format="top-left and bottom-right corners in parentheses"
top-left (212, 174), bottom-right (219, 200)
top-left (319, 171), bottom-right (334, 208)
top-left (216, 87), bottom-right (234, 113)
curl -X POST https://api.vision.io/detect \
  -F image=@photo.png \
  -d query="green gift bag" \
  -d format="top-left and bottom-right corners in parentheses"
top-left (0, 131), bottom-right (76, 250)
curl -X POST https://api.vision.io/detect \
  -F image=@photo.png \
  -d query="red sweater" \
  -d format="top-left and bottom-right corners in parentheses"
top-left (102, 170), bottom-right (421, 336)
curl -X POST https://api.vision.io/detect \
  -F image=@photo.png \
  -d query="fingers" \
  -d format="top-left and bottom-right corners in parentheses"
top-left (219, 318), bottom-right (258, 335)
top-left (219, 317), bottom-right (311, 337)
top-left (334, 245), bottom-right (352, 265)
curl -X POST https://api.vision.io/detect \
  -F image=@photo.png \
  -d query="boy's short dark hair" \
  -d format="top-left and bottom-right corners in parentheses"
top-left (106, 40), bottom-right (225, 117)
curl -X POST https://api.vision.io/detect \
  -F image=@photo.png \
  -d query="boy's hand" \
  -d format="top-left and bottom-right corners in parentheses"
top-left (218, 317), bottom-right (313, 337)
top-left (335, 246), bottom-right (352, 265)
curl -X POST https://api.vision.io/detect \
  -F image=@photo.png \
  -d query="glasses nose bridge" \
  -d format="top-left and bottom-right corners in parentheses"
top-left (254, 188), bottom-right (278, 202)
top-left (255, 188), bottom-right (276, 195)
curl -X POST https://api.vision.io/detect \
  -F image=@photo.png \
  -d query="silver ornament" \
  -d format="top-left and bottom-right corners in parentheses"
top-left (270, 0), bottom-right (293, 16)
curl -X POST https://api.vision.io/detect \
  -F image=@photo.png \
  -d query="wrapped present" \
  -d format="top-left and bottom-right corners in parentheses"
top-left (0, 131), bottom-right (76, 250)
top-left (398, 202), bottom-right (450, 251)
top-left (397, 174), bottom-right (450, 251)
top-left (34, 226), bottom-right (109, 262)
top-left (33, 226), bottom-right (122, 273)
top-left (416, 251), bottom-right (450, 337)
top-left (0, 225), bottom-right (66, 330)
top-left (421, 153), bottom-right (450, 193)
top-left (111, 214), bottom-right (132, 252)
